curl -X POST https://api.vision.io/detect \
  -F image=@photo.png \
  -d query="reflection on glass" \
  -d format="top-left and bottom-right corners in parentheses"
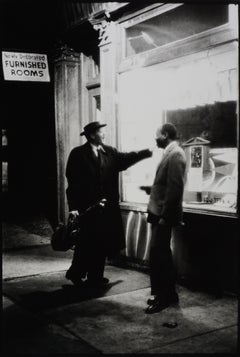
top-left (125, 4), bottom-right (228, 57)
top-left (94, 95), bottom-right (101, 122)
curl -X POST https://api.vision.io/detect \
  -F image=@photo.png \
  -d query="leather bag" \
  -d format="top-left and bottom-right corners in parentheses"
top-left (51, 215), bottom-right (80, 252)
top-left (51, 199), bottom-right (106, 252)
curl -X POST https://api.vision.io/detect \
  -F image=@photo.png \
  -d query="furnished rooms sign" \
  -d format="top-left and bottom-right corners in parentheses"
top-left (2, 51), bottom-right (50, 82)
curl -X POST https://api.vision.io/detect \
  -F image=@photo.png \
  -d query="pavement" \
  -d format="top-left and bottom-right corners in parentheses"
top-left (2, 219), bottom-right (239, 354)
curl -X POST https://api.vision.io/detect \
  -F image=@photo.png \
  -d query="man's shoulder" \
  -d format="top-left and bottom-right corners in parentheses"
top-left (71, 143), bottom-right (88, 153)
top-left (102, 144), bottom-right (116, 153)
top-left (170, 144), bottom-right (186, 161)
top-left (170, 142), bottom-right (184, 153)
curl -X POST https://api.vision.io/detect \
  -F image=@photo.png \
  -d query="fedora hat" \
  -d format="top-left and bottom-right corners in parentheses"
top-left (80, 121), bottom-right (107, 136)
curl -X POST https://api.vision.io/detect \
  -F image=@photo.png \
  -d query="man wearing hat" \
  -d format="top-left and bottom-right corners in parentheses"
top-left (65, 121), bottom-right (152, 287)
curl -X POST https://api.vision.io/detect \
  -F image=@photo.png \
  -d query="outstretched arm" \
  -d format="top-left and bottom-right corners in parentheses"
top-left (116, 148), bottom-right (152, 171)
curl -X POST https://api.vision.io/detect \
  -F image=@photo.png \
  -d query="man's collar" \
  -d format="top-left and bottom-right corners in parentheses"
top-left (90, 143), bottom-right (106, 153)
top-left (164, 141), bottom-right (177, 153)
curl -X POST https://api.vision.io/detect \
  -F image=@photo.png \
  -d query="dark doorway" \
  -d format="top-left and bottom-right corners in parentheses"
top-left (1, 0), bottom-right (61, 230)
top-left (2, 78), bottom-right (58, 228)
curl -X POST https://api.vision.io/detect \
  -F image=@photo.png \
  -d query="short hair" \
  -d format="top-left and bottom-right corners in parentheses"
top-left (161, 123), bottom-right (177, 140)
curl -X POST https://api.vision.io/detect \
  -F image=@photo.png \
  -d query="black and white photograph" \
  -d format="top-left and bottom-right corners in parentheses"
top-left (1, 0), bottom-right (239, 354)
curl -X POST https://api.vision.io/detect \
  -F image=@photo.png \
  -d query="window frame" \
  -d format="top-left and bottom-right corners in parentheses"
top-left (118, 3), bottom-right (238, 73)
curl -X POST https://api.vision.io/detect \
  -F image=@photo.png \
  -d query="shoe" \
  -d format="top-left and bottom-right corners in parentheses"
top-left (145, 293), bottom-right (179, 314)
top-left (70, 278), bottom-right (85, 287)
top-left (86, 277), bottom-right (109, 287)
top-left (145, 300), bottom-right (169, 314)
top-left (65, 270), bottom-right (71, 280)
top-left (168, 291), bottom-right (179, 304)
top-left (147, 292), bottom-right (179, 305)
top-left (145, 300), bottom-right (170, 314)
top-left (147, 296), bottom-right (158, 305)
top-left (100, 277), bottom-right (110, 285)
top-left (65, 271), bottom-right (84, 287)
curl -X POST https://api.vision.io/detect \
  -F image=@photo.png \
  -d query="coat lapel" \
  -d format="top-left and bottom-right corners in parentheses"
top-left (99, 145), bottom-right (108, 167)
top-left (83, 142), bottom-right (99, 168)
top-left (83, 142), bottom-right (109, 172)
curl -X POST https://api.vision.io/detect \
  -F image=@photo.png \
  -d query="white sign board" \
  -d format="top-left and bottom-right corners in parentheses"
top-left (2, 51), bottom-right (50, 82)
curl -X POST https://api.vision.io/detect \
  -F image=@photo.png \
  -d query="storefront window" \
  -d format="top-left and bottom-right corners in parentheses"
top-left (118, 45), bottom-right (238, 214)
top-left (119, 3), bottom-right (238, 215)
top-left (125, 4), bottom-right (229, 57)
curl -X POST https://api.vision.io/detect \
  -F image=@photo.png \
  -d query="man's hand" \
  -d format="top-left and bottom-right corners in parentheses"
top-left (139, 186), bottom-right (151, 195)
top-left (146, 148), bottom-right (154, 157)
top-left (98, 198), bottom-right (107, 208)
top-left (141, 148), bottom-right (153, 158)
top-left (158, 217), bottom-right (166, 225)
top-left (69, 210), bottom-right (79, 219)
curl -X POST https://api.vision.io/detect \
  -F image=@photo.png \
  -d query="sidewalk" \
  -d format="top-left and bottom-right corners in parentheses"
top-left (2, 220), bottom-right (239, 354)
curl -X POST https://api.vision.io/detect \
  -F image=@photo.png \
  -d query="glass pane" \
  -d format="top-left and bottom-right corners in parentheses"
top-left (119, 68), bottom-right (164, 204)
top-left (94, 95), bottom-right (101, 122)
top-left (126, 4), bottom-right (228, 56)
top-left (166, 102), bottom-right (238, 214)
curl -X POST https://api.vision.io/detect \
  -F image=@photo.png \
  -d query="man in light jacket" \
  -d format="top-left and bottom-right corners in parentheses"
top-left (145, 123), bottom-right (186, 314)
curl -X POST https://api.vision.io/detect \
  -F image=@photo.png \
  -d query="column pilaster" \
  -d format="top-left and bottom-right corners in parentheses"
top-left (89, 11), bottom-right (117, 147)
top-left (54, 44), bottom-right (82, 223)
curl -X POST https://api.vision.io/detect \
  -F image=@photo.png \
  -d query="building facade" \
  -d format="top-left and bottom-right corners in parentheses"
top-left (2, 1), bottom-right (239, 293)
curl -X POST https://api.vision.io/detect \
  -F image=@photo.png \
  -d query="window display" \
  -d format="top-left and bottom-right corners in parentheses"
top-left (167, 102), bottom-right (238, 214)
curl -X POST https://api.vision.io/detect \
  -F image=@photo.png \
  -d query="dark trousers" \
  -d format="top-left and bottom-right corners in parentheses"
top-left (149, 223), bottom-right (176, 297)
top-left (67, 224), bottom-right (106, 282)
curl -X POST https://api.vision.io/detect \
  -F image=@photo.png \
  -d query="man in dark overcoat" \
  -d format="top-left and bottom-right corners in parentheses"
top-left (65, 121), bottom-right (152, 287)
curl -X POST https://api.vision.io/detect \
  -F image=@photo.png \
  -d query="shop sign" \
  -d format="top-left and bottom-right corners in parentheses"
top-left (2, 51), bottom-right (50, 82)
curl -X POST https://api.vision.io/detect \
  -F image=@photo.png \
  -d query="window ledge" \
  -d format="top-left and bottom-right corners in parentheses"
top-left (183, 205), bottom-right (238, 219)
top-left (120, 202), bottom-right (148, 213)
top-left (119, 201), bottom-right (238, 219)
